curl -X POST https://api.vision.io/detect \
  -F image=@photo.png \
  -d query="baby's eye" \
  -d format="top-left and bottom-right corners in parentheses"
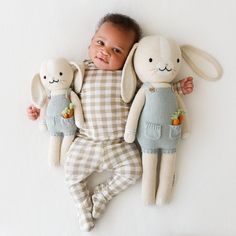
top-left (59, 72), bottom-right (63, 76)
top-left (43, 75), bottom-right (47, 79)
top-left (97, 40), bottom-right (104, 46)
top-left (113, 48), bottom-right (121, 54)
top-left (177, 58), bottom-right (180, 63)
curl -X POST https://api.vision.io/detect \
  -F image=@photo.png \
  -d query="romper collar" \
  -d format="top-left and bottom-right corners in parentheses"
top-left (83, 59), bottom-right (98, 70)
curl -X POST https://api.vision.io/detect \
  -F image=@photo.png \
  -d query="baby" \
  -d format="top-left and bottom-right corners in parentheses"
top-left (27, 13), bottom-right (193, 231)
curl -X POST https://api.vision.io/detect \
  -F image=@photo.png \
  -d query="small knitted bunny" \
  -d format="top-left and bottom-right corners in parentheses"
top-left (31, 58), bottom-right (84, 166)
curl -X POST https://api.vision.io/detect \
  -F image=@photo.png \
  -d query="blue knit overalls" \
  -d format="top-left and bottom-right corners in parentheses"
top-left (46, 90), bottom-right (77, 136)
top-left (137, 83), bottom-right (182, 154)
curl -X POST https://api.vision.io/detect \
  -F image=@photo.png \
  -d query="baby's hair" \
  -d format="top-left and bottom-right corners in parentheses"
top-left (97, 13), bottom-right (142, 43)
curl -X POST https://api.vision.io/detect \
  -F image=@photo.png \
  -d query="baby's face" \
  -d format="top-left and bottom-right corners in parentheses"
top-left (89, 22), bottom-right (135, 70)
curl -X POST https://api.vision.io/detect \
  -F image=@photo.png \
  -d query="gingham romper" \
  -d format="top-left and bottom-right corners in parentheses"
top-left (64, 60), bottom-right (142, 223)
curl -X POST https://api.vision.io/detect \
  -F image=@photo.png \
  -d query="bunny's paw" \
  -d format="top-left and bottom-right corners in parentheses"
top-left (124, 130), bottom-right (136, 143)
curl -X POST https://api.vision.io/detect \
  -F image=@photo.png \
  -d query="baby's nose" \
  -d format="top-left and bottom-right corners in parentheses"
top-left (100, 49), bottom-right (110, 56)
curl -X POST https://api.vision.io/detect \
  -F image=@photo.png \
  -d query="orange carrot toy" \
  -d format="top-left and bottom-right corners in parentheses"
top-left (61, 103), bottom-right (74, 119)
top-left (171, 109), bottom-right (185, 126)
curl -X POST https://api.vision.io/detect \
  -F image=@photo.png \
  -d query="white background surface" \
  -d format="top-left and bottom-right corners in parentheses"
top-left (0, 0), bottom-right (235, 235)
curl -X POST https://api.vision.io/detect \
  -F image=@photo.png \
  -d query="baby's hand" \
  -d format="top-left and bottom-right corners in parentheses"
top-left (180, 77), bottom-right (194, 95)
top-left (27, 105), bottom-right (40, 120)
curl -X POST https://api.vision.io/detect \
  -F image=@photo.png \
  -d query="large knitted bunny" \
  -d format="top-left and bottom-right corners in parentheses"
top-left (31, 58), bottom-right (84, 166)
top-left (122, 35), bottom-right (222, 205)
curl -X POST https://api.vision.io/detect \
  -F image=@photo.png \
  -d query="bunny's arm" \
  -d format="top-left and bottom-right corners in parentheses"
top-left (70, 91), bottom-right (85, 129)
top-left (37, 99), bottom-right (48, 131)
top-left (174, 91), bottom-right (190, 139)
top-left (124, 87), bottom-right (146, 143)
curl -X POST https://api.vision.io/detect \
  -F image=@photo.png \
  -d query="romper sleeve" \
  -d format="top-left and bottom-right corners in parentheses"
top-left (172, 81), bottom-right (183, 95)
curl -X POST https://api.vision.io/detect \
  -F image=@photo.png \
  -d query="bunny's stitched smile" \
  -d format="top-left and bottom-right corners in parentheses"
top-left (49, 79), bottom-right (59, 84)
top-left (159, 66), bottom-right (172, 72)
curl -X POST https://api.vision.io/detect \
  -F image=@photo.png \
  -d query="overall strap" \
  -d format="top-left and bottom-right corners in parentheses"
top-left (65, 88), bottom-right (72, 99)
top-left (47, 90), bottom-right (51, 99)
top-left (142, 82), bottom-right (154, 93)
top-left (143, 82), bottom-right (151, 89)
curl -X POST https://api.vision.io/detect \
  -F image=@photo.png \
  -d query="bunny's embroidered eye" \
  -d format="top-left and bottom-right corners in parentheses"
top-left (177, 58), bottom-right (180, 63)
top-left (149, 58), bottom-right (153, 62)
top-left (59, 72), bottom-right (63, 76)
top-left (43, 76), bottom-right (47, 79)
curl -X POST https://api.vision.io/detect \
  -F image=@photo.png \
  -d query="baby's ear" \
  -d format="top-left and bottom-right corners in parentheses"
top-left (31, 74), bottom-right (47, 108)
top-left (121, 43), bottom-right (138, 103)
top-left (181, 45), bottom-right (223, 81)
top-left (69, 62), bottom-right (84, 93)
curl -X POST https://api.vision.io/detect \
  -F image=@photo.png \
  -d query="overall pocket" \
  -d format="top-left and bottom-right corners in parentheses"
top-left (145, 122), bottom-right (162, 140)
top-left (169, 125), bottom-right (182, 140)
top-left (61, 117), bottom-right (75, 127)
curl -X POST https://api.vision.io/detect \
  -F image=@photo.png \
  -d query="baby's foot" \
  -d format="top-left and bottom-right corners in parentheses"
top-left (78, 208), bottom-right (95, 232)
top-left (79, 208), bottom-right (94, 231)
top-left (92, 191), bottom-right (109, 219)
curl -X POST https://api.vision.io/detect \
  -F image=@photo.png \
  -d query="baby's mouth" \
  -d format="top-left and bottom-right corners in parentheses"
top-left (95, 56), bottom-right (109, 64)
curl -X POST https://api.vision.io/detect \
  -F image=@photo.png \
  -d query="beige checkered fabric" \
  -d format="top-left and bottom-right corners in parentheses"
top-left (65, 138), bottom-right (141, 219)
top-left (77, 60), bottom-right (130, 141)
top-left (76, 197), bottom-right (94, 231)
top-left (172, 81), bottom-right (183, 94)
top-left (64, 61), bottom-right (142, 231)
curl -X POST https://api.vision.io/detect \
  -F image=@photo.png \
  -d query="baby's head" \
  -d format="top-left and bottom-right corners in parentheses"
top-left (89, 13), bottom-right (142, 70)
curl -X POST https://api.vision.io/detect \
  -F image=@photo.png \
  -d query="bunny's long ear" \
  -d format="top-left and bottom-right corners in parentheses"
top-left (31, 74), bottom-right (47, 108)
top-left (181, 45), bottom-right (223, 81)
top-left (121, 43), bottom-right (138, 103)
top-left (69, 61), bottom-right (84, 93)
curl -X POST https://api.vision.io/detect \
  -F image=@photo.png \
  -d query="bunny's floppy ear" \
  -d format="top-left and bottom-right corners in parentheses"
top-left (69, 61), bottom-right (84, 93)
top-left (121, 43), bottom-right (139, 103)
top-left (31, 74), bottom-right (47, 108)
top-left (181, 45), bottom-right (223, 81)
